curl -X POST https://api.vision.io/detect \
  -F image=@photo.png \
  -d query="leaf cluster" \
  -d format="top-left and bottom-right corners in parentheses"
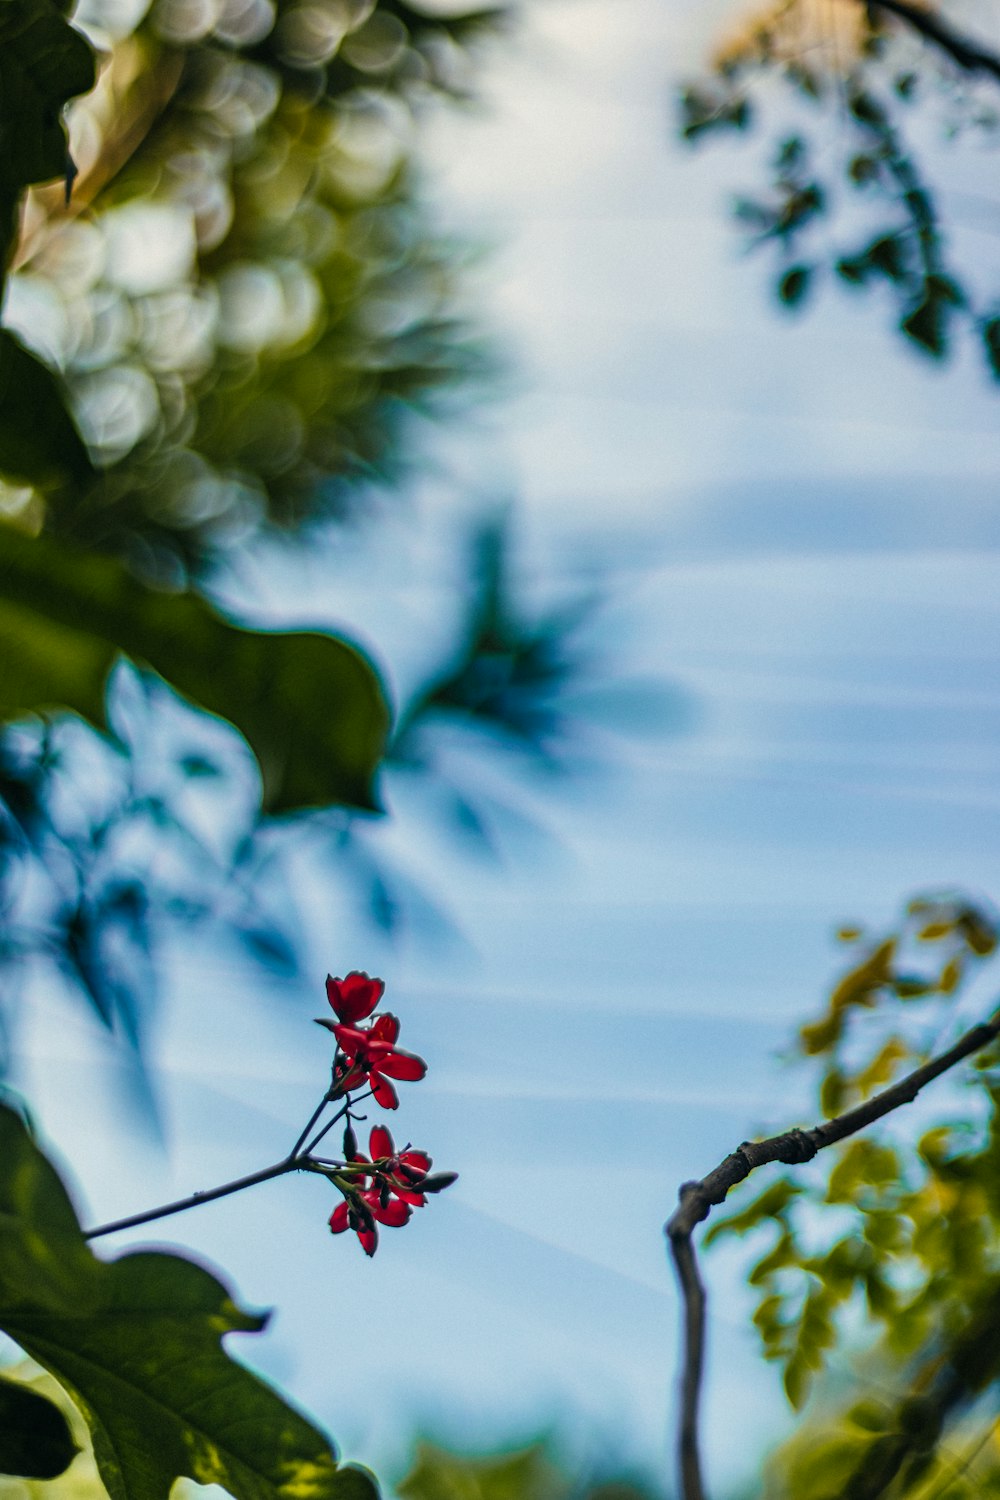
top-left (679, 0), bottom-right (1000, 378)
top-left (0, 0), bottom-right (531, 1062)
top-left (706, 890), bottom-right (1000, 1482)
top-left (0, 676), bottom-right (306, 1081)
top-left (397, 1439), bottom-right (658, 1500)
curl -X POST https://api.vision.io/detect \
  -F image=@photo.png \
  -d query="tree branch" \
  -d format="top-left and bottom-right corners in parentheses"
top-left (664, 1007), bottom-right (1000, 1500)
top-left (866, 0), bottom-right (1000, 84)
top-left (84, 1156), bottom-right (309, 1239)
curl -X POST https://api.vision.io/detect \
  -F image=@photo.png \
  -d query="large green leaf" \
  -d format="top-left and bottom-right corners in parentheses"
top-left (0, 1104), bottom-right (379, 1500)
top-left (0, 0), bottom-right (95, 269)
top-left (0, 526), bottom-right (389, 813)
top-left (0, 1374), bottom-right (78, 1479)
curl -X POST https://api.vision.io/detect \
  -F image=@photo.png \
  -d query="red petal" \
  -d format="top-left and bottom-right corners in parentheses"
top-left (332, 1024), bottom-right (368, 1056)
top-left (357, 1226), bottom-right (378, 1256)
top-left (400, 1150), bottom-right (431, 1174)
top-left (361, 1041), bottom-right (396, 1060)
top-left (372, 1198), bottom-right (411, 1227)
top-left (333, 1063), bottom-right (369, 1095)
top-left (391, 1187), bottom-right (426, 1207)
top-left (370, 1013), bottom-right (400, 1045)
top-left (326, 973), bottom-right (385, 1024)
top-left (329, 1202), bottom-right (350, 1233)
top-left (376, 1049), bottom-right (427, 1081)
top-left (370, 1073), bottom-right (399, 1109)
top-left (370, 1125), bottom-right (394, 1160)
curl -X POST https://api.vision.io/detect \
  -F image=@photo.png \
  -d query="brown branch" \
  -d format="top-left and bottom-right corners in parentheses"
top-left (84, 1155), bottom-right (308, 1239)
top-left (664, 1008), bottom-right (1000, 1500)
top-left (866, 0), bottom-right (1000, 84)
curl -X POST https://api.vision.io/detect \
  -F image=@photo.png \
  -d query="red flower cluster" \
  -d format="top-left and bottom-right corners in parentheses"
top-left (318, 971), bottom-right (426, 1109)
top-left (318, 973), bottom-right (456, 1255)
top-left (328, 1125), bottom-right (434, 1256)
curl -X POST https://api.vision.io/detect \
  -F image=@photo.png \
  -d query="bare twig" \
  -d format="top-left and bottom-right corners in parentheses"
top-left (664, 1008), bottom-right (1000, 1500)
top-left (866, 0), bottom-right (1000, 83)
top-left (84, 1155), bottom-right (310, 1239)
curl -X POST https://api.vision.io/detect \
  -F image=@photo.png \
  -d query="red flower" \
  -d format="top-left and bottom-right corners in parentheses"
top-left (333, 1013), bottom-right (426, 1109)
top-left (329, 1190), bottom-right (411, 1256)
top-left (325, 972), bottom-right (384, 1025)
top-left (369, 1124), bottom-right (431, 1206)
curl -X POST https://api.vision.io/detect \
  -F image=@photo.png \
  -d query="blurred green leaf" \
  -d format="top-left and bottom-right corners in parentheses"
top-left (0, 1375), bottom-right (78, 1479)
top-left (703, 1178), bottom-right (801, 1243)
top-left (777, 264), bottom-right (813, 306)
top-left (0, 331), bottom-right (94, 489)
top-left (399, 1443), bottom-right (566, 1500)
top-left (901, 296), bottom-right (946, 356)
top-left (983, 316), bottom-right (1000, 377)
top-left (0, 1103), bottom-right (379, 1500)
top-left (0, 526), bottom-right (389, 813)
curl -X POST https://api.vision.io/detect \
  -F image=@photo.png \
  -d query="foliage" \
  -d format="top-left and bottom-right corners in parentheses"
top-left (0, 512), bottom-right (597, 1078)
top-left (0, 1100), bottom-right (379, 1500)
top-left (0, 0), bottom-right (411, 839)
top-left (706, 891), bottom-right (1000, 1498)
top-left (393, 517), bottom-right (590, 770)
top-left (680, 0), bottom-right (1000, 377)
top-left (397, 1439), bottom-right (657, 1500)
top-left (6, 0), bottom-right (503, 580)
top-left (0, 525), bottom-right (388, 814)
top-left (0, 0), bottom-right (552, 1076)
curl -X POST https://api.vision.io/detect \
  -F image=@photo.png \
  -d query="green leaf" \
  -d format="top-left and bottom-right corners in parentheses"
top-left (0, 1103), bottom-right (379, 1500)
top-left (847, 154), bottom-right (878, 186)
top-left (399, 1441), bottom-right (564, 1500)
top-left (820, 1067), bottom-right (846, 1117)
top-left (836, 256), bottom-right (869, 286)
top-left (703, 1179), bottom-right (800, 1243)
top-left (748, 1232), bottom-right (796, 1285)
top-left (783, 1354), bottom-right (808, 1410)
top-left (901, 297), bottom-right (946, 357)
top-left (958, 907), bottom-right (998, 956)
top-left (916, 921), bottom-right (954, 941)
top-left (925, 273), bottom-right (964, 307)
top-left (983, 316), bottom-right (1000, 378)
top-left (0, 330), bottom-right (95, 489)
top-left (0, 0), bottom-right (96, 269)
top-left (0, 526), bottom-right (390, 813)
top-left (848, 90), bottom-right (886, 127)
top-left (777, 264), bottom-right (813, 307)
top-left (865, 235), bottom-right (906, 282)
top-left (0, 1373), bottom-right (78, 1479)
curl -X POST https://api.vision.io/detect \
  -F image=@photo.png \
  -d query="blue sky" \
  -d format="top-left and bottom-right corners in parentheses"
top-left (11, 1), bottom-right (1000, 1496)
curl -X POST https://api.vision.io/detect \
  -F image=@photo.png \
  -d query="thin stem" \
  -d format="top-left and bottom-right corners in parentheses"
top-left (305, 1090), bottom-right (373, 1157)
top-left (85, 1086), bottom-right (368, 1241)
top-left (84, 1155), bottom-right (311, 1240)
top-left (290, 1094), bottom-right (335, 1158)
top-left (671, 1233), bottom-right (708, 1500)
top-left (664, 1006), bottom-right (1000, 1500)
top-left (866, 0), bottom-right (1000, 83)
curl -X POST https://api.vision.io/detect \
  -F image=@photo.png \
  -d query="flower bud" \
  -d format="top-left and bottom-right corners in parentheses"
top-left (398, 1160), bottom-right (430, 1184)
top-left (419, 1172), bottom-right (458, 1194)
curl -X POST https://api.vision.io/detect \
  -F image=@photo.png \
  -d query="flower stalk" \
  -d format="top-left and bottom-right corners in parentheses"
top-left (85, 971), bottom-right (455, 1256)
